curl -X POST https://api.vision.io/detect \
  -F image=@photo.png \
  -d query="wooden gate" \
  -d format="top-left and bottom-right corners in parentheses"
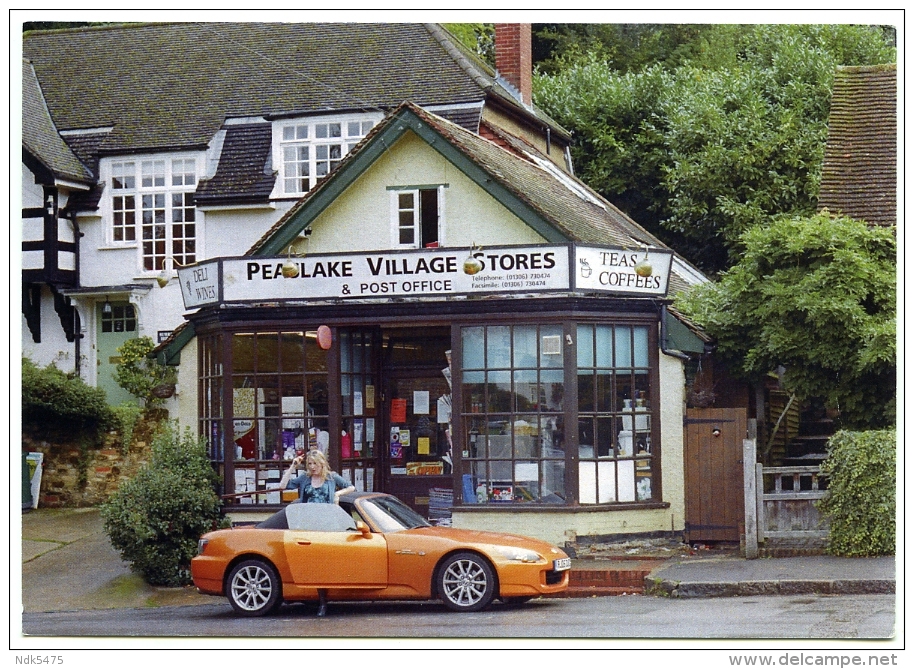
top-left (684, 407), bottom-right (747, 542)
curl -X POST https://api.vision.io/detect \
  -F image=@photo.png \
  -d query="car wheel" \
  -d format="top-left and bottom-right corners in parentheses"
top-left (227, 559), bottom-right (282, 617)
top-left (437, 552), bottom-right (496, 612)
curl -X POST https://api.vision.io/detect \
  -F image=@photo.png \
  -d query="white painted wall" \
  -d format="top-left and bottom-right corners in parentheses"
top-left (294, 132), bottom-right (545, 255)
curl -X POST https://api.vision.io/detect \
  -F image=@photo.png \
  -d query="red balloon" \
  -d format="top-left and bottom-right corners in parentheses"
top-left (317, 325), bottom-right (332, 350)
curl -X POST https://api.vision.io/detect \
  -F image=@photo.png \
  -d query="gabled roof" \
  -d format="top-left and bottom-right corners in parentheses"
top-left (22, 22), bottom-right (568, 156)
top-left (21, 59), bottom-right (93, 185)
top-left (248, 102), bottom-right (702, 295)
top-left (818, 64), bottom-right (896, 227)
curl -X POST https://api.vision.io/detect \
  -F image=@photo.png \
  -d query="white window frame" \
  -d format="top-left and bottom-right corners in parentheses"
top-left (102, 153), bottom-right (204, 272)
top-left (274, 113), bottom-right (381, 197)
top-left (388, 185), bottom-right (445, 249)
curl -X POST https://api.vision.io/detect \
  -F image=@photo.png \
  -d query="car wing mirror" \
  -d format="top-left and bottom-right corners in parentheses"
top-left (355, 520), bottom-right (372, 537)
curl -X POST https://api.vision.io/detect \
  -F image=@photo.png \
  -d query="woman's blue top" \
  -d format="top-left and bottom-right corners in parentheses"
top-left (285, 472), bottom-right (351, 503)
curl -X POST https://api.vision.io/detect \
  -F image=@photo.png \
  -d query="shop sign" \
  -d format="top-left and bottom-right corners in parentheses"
top-left (574, 245), bottom-right (673, 295)
top-left (220, 245), bottom-right (572, 302)
top-left (177, 260), bottom-right (220, 308)
top-left (180, 244), bottom-right (674, 308)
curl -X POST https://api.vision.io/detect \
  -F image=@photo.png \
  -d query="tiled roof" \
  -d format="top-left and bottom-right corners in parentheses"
top-left (22, 22), bottom-right (561, 155)
top-left (818, 64), bottom-right (896, 227)
top-left (249, 102), bottom-right (706, 293)
top-left (412, 104), bottom-right (663, 249)
top-left (21, 59), bottom-right (93, 184)
top-left (195, 123), bottom-right (275, 205)
top-left (59, 132), bottom-right (109, 211)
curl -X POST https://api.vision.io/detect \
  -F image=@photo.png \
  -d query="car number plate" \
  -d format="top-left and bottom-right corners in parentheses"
top-left (553, 557), bottom-right (571, 571)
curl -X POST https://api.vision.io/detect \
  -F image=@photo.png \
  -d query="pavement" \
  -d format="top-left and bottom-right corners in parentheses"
top-left (19, 507), bottom-right (896, 614)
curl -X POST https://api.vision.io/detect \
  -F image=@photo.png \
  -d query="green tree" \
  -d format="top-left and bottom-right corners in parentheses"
top-left (442, 23), bottom-right (494, 66)
top-left (534, 24), bottom-right (895, 274)
top-left (675, 212), bottom-right (896, 430)
top-left (101, 423), bottom-right (225, 586)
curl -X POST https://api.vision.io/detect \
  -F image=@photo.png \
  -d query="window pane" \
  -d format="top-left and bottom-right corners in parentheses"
top-left (595, 325), bottom-right (614, 367)
top-left (633, 326), bottom-right (649, 367)
top-left (576, 324), bottom-right (593, 367)
top-left (512, 326), bottom-right (537, 368)
top-left (461, 327), bottom-right (485, 369)
top-left (540, 369), bottom-right (564, 411)
top-left (513, 369), bottom-right (538, 411)
top-left (487, 370), bottom-right (511, 412)
top-left (539, 325), bottom-right (564, 368)
top-left (615, 326), bottom-right (632, 367)
top-left (486, 326), bottom-right (511, 368)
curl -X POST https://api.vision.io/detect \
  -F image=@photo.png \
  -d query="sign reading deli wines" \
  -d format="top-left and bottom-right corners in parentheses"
top-left (177, 244), bottom-right (673, 310)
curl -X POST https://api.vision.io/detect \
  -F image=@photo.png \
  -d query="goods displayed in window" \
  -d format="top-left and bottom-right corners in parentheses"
top-left (459, 322), bottom-right (657, 506)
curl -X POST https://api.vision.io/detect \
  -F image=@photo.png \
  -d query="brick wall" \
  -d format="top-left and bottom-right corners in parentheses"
top-left (22, 414), bottom-right (165, 507)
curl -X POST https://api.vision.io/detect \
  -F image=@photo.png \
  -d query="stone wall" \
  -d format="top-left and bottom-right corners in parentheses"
top-left (22, 414), bottom-right (165, 508)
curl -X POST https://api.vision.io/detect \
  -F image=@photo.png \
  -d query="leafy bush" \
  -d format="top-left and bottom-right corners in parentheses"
top-left (114, 336), bottom-right (177, 406)
top-left (22, 357), bottom-right (114, 435)
top-left (101, 422), bottom-right (225, 586)
top-left (111, 401), bottom-right (144, 453)
top-left (817, 430), bottom-right (895, 556)
top-left (675, 212), bottom-right (896, 430)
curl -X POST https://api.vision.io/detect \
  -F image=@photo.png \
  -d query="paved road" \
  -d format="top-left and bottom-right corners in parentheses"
top-left (21, 593), bottom-right (896, 640)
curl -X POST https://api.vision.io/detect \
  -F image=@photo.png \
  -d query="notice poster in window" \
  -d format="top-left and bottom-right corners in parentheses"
top-left (413, 390), bottom-right (430, 415)
top-left (366, 468), bottom-right (375, 492)
top-left (354, 420), bottom-right (364, 451)
top-left (390, 398), bottom-right (407, 423)
top-left (399, 430), bottom-right (411, 448)
top-left (354, 468), bottom-right (364, 491)
top-left (366, 418), bottom-right (375, 442)
top-left (417, 436), bottom-right (430, 455)
top-left (365, 385), bottom-right (375, 410)
top-left (354, 391), bottom-right (363, 416)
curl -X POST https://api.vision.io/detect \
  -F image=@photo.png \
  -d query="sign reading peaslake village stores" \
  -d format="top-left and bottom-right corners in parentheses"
top-left (177, 244), bottom-right (673, 309)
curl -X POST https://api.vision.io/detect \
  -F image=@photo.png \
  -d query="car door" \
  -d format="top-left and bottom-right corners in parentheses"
top-left (283, 504), bottom-right (388, 588)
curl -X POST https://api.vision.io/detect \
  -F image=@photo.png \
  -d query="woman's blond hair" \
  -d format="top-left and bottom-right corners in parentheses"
top-left (305, 449), bottom-right (332, 483)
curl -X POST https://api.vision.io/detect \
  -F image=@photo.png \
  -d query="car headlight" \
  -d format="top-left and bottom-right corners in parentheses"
top-left (495, 547), bottom-right (543, 563)
top-left (197, 539), bottom-right (209, 555)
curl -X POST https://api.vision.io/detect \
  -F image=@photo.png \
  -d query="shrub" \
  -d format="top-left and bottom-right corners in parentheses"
top-left (817, 430), bottom-right (895, 557)
top-left (114, 336), bottom-right (178, 406)
top-left (22, 357), bottom-right (114, 436)
top-left (111, 401), bottom-right (144, 453)
top-left (101, 422), bottom-right (226, 586)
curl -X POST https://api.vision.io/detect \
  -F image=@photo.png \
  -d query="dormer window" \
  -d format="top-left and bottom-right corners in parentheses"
top-left (278, 115), bottom-right (378, 196)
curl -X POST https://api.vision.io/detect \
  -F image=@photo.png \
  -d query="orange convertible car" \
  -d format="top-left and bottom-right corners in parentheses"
top-left (192, 492), bottom-right (570, 616)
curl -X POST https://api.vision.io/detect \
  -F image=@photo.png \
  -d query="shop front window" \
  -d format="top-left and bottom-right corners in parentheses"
top-left (458, 321), bottom-right (657, 507)
top-left (576, 324), bottom-right (654, 503)
top-left (459, 324), bottom-right (566, 504)
top-left (227, 330), bottom-right (329, 504)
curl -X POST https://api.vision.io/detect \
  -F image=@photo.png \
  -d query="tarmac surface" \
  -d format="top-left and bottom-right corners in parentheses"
top-left (19, 507), bottom-right (896, 614)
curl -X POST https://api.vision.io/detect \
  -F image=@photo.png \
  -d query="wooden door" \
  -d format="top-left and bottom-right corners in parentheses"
top-left (683, 407), bottom-right (747, 543)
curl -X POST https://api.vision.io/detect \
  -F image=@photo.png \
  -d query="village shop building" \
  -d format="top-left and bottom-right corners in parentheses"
top-left (160, 103), bottom-right (708, 545)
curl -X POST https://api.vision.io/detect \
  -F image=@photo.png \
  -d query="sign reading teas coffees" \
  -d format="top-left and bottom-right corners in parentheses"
top-left (177, 244), bottom-right (673, 309)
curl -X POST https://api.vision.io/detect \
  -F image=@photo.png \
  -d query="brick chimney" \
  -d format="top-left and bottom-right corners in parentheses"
top-left (494, 23), bottom-right (532, 106)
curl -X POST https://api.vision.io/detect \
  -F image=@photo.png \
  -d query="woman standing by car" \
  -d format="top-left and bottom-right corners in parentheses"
top-left (278, 449), bottom-right (355, 617)
top-left (280, 449), bottom-right (355, 504)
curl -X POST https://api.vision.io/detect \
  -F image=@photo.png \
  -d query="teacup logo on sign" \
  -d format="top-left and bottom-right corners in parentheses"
top-left (573, 245), bottom-right (672, 296)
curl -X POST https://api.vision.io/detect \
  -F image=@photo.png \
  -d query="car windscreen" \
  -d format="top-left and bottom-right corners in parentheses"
top-left (360, 496), bottom-right (431, 532)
